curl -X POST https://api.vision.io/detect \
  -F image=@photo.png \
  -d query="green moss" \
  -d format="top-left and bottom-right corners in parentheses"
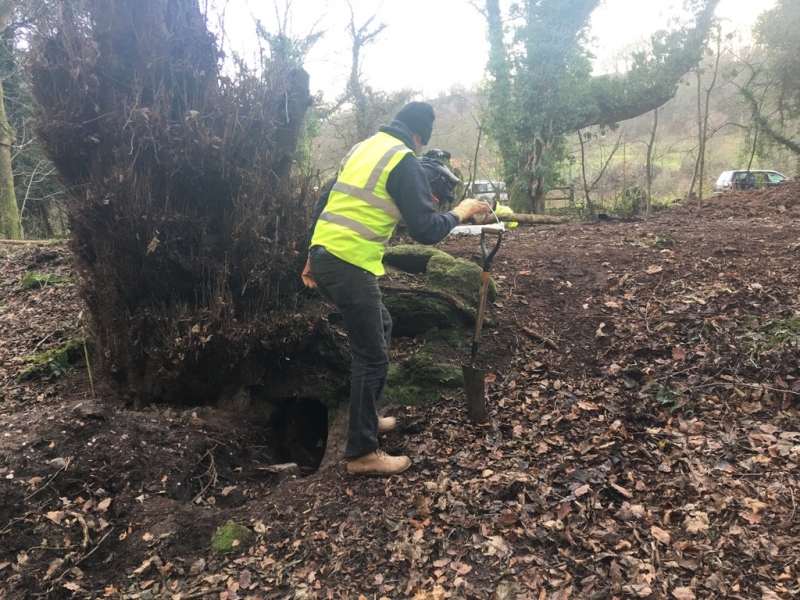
top-left (21, 271), bottom-right (71, 290)
top-left (383, 245), bottom-right (451, 274)
top-left (384, 295), bottom-right (462, 338)
top-left (384, 338), bottom-right (464, 406)
top-left (405, 353), bottom-right (462, 387)
top-left (426, 254), bottom-right (497, 305)
top-left (16, 338), bottom-right (84, 383)
top-left (210, 521), bottom-right (254, 553)
top-left (384, 381), bottom-right (438, 406)
top-left (421, 328), bottom-right (466, 352)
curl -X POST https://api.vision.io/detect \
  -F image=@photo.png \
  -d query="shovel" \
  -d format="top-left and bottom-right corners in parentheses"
top-left (462, 226), bottom-right (503, 423)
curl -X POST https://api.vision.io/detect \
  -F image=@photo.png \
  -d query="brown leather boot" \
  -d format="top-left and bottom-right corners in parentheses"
top-left (378, 416), bottom-right (397, 432)
top-left (347, 450), bottom-right (411, 476)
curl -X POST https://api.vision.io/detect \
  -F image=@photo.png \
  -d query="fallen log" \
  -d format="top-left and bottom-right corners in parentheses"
top-left (473, 213), bottom-right (571, 225)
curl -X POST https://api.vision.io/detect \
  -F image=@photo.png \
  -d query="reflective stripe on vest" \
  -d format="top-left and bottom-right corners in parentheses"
top-left (311, 132), bottom-right (413, 275)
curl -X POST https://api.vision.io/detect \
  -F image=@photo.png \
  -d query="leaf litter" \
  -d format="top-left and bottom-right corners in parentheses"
top-left (0, 183), bottom-right (799, 598)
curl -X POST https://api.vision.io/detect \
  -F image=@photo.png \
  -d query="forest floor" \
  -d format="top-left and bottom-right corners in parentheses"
top-left (1, 182), bottom-right (799, 600)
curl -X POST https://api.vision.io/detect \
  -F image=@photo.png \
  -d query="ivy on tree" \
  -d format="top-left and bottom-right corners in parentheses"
top-left (481, 0), bottom-right (721, 213)
top-left (741, 0), bottom-right (800, 156)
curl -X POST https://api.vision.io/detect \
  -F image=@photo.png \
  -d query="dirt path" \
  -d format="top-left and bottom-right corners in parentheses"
top-left (1, 184), bottom-right (799, 599)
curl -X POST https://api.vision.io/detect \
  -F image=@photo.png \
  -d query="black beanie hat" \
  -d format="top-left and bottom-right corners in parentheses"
top-left (394, 102), bottom-right (435, 146)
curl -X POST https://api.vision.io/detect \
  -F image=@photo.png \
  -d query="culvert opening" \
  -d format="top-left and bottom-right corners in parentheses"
top-left (263, 395), bottom-right (329, 473)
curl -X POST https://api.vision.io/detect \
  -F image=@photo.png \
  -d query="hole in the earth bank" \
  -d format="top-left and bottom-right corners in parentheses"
top-left (265, 395), bottom-right (328, 473)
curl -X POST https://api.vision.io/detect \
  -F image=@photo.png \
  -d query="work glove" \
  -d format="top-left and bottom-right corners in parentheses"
top-left (449, 198), bottom-right (491, 223)
top-left (301, 257), bottom-right (317, 289)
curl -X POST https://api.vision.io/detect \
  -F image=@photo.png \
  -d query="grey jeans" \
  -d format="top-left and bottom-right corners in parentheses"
top-left (309, 246), bottom-right (392, 459)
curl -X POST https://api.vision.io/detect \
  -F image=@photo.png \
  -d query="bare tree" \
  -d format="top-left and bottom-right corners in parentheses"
top-left (687, 25), bottom-right (725, 200)
top-left (576, 128), bottom-right (623, 219)
top-left (644, 108), bottom-right (659, 213)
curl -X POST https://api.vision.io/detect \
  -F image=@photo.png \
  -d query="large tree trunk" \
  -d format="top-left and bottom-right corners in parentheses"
top-left (0, 77), bottom-right (19, 239)
top-left (0, 2), bottom-right (19, 240)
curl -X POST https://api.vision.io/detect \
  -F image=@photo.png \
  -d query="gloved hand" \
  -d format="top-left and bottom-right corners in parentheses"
top-left (301, 257), bottom-right (316, 289)
top-left (450, 198), bottom-right (491, 223)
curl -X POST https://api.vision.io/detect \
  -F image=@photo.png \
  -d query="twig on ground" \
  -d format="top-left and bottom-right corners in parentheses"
top-left (32, 330), bottom-right (57, 353)
top-left (51, 529), bottom-right (114, 586)
top-left (192, 446), bottom-right (219, 503)
top-left (25, 457), bottom-right (71, 501)
top-left (179, 588), bottom-right (226, 599)
top-left (73, 529), bottom-right (113, 567)
top-left (66, 511), bottom-right (91, 548)
top-left (519, 324), bottom-right (560, 351)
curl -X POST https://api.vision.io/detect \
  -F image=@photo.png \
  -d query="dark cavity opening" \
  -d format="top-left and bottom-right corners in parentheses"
top-left (265, 395), bottom-right (328, 473)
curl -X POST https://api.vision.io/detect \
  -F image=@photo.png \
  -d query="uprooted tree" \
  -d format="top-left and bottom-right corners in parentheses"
top-left (481, 0), bottom-right (721, 213)
top-left (29, 0), bottom-right (319, 408)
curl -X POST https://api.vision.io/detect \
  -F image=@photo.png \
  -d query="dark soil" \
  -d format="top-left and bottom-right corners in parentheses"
top-left (1, 182), bottom-right (799, 599)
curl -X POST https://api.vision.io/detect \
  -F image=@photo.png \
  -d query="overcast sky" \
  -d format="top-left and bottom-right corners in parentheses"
top-left (220, 0), bottom-right (775, 100)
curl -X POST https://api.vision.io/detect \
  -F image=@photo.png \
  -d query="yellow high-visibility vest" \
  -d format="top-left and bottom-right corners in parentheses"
top-left (311, 132), bottom-right (413, 275)
top-left (496, 204), bottom-right (518, 228)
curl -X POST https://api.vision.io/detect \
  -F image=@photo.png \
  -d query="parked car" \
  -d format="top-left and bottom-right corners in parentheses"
top-left (713, 170), bottom-right (788, 193)
top-left (467, 180), bottom-right (508, 204)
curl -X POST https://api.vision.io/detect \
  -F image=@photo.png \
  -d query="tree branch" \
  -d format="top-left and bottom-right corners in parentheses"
top-left (575, 0), bottom-right (721, 129)
top-left (740, 86), bottom-right (800, 155)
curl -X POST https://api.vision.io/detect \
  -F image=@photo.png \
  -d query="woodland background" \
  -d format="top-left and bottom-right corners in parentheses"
top-left (1, 2), bottom-right (799, 598)
top-left (0, 0), bottom-right (797, 240)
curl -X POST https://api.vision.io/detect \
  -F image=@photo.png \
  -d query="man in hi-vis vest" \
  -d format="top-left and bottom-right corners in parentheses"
top-left (302, 102), bottom-right (490, 476)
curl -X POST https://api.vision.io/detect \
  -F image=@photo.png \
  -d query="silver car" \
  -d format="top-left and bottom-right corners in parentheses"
top-left (468, 180), bottom-right (508, 204)
top-left (714, 170), bottom-right (788, 193)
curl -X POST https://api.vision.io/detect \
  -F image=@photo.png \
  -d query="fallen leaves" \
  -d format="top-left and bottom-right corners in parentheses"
top-left (683, 512), bottom-right (710, 535)
top-left (650, 525), bottom-right (671, 545)
top-left (672, 587), bottom-right (696, 600)
top-left (46, 510), bottom-right (65, 525)
top-left (672, 347), bottom-right (686, 361)
top-left (4, 195), bottom-right (800, 599)
top-left (610, 482), bottom-right (633, 499)
top-left (482, 536), bottom-right (510, 558)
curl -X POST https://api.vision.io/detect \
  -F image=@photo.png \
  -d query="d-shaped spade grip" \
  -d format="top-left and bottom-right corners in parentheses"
top-left (480, 227), bottom-right (503, 272)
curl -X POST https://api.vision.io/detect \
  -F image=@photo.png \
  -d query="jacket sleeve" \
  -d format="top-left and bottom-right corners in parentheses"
top-left (387, 154), bottom-right (459, 245)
